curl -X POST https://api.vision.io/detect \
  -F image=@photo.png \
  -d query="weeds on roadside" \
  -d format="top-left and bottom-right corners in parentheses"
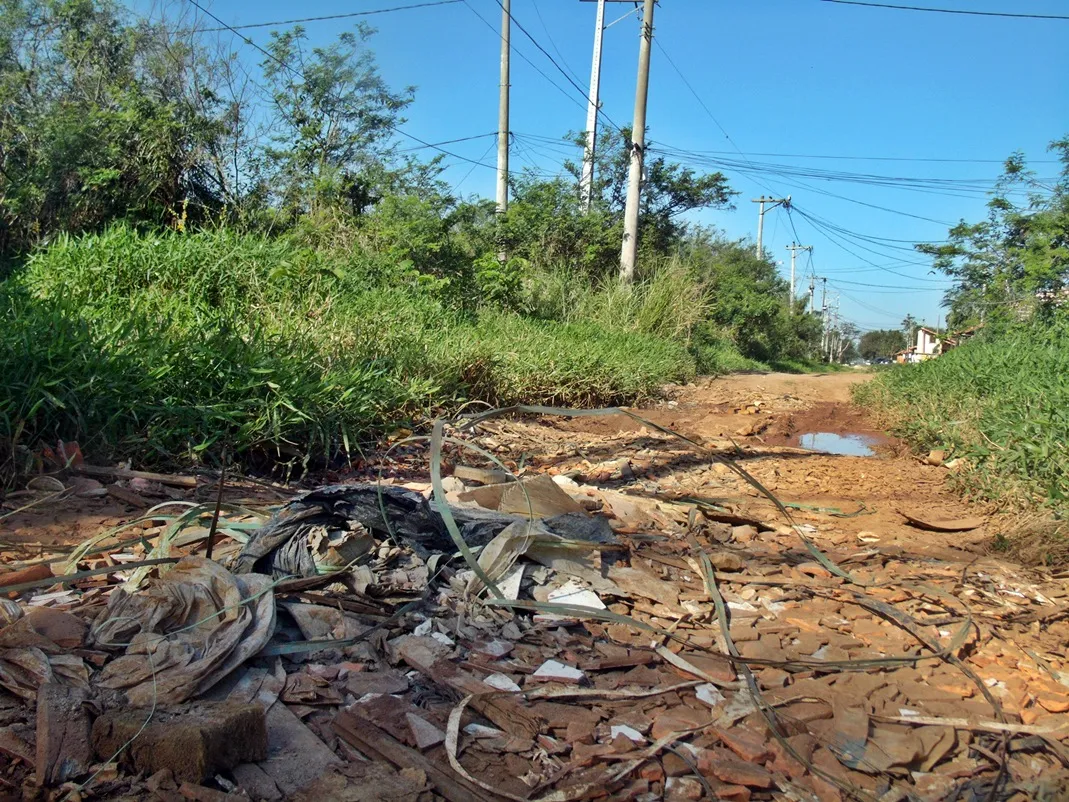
top-left (855, 320), bottom-right (1069, 517)
top-left (0, 227), bottom-right (695, 475)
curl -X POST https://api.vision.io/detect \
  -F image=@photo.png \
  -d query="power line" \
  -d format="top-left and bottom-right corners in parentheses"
top-left (652, 147), bottom-right (1038, 201)
top-left (399, 132), bottom-right (498, 151)
top-left (644, 147), bottom-right (1060, 165)
top-left (453, 139), bottom-right (500, 193)
top-left (530, 0), bottom-right (584, 87)
top-left (184, 0), bottom-right (499, 173)
top-left (789, 205), bottom-right (954, 283)
top-left (651, 38), bottom-right (780, 196)
top-left (829, 278), bottom-right (949, 290)
top-left (821, 0), bottom-right (1069, 21)
top-left (195, 1), bottom-right (464, 33)
top-left (489, 0), bottom-right (625, 134)
top-left (462, 1), bottom-right (613, 128)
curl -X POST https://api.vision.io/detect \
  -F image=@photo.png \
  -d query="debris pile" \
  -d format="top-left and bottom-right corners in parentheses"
top-left (1, 409), bottom-right (1068, 801)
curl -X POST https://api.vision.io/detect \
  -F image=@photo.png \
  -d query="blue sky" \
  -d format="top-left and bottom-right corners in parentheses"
top-left (159, 0), bottom-right (1068, 333)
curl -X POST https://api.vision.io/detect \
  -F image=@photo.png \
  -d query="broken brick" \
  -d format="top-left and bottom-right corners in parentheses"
top-left (712, 726), bottom-right (771, 763)
top-left (405, 713), bottom-right (445, 750)
top-left (36, 683), bottom-right (92, 786)
top-left (25, 608), bottom-right (86, 649)
top-left (638, 761), bottom-right (665, 783)
top-left (92, 702), bottom-right (267, 784)
top-left (662, 751), bottom-right (691, 777)
top-left (650, 707), bottom-right (707, 740)
top-left (716, 786), bottom-right (752, 802)
top-left (571, 742), bottom-right (614, 767)
top-left (698, 756), bottom-right (773, 789)
top-left (1036, 694), bottom-right (1069, 714)
top-left (566, 718), bottom-right (596, 745)
top-left (665, 776), bottom-right (703, 800)
top-left (768, 733), bottom-right (817, 778)
top-left (532, 660), bottom-right (586, 684)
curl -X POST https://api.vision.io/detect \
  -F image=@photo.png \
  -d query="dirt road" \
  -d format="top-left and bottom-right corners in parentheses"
top-left (518, 371), bottom-right (988, 562)
top-left (3, 371), bottom-right (1069, 800)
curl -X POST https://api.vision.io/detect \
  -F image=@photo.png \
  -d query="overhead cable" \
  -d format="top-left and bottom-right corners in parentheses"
top-left (821, 0), bottom-right (1069, 21)
top-left (184, 0), bottom-right (499, 173)
top-left (196, 1), bottom-right (464, 33)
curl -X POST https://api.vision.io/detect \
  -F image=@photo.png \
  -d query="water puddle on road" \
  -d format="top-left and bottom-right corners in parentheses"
top-left (798, 432), bottom-right (877, 457)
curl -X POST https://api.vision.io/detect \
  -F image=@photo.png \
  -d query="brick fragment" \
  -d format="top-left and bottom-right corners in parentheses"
top-left (36, 683), bottom-right (92, 786)
top-left (698, 756), bottom-right (773, 789)
top-left (716, 786), bottom-right (752, 802)
top-left (92, 702), bottom-right (267, 784)
top-left (665, 776), bottom-right (703, 800)
top-left (712, 726), bottom-right (770, 763)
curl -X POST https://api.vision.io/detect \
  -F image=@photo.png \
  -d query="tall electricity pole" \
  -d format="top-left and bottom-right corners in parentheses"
top-left (808, 274), bottom-right (816, 314)
top-left (785, 243), bottom-right (812, 314)
top-left (496, 0), bottom-right (510, 217)
top-left (580, 0), bottom-right (606, 211)
top-left (751, 196), bottom-right (790, 258)
top-left (619, 0), bottom-right (656, 283)
top-left (820, 278), bottom-right (828, 360)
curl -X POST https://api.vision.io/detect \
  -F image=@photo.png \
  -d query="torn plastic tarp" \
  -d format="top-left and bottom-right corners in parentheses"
top-left (0, 611), bottom-right (90, 701)
top-left (229, 484), bottom-right (607, 579)
top-left (90, 557), bottom-right (275, 706)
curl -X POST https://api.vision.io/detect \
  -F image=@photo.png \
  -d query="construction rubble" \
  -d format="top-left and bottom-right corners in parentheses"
top-left (1, 407), bottom-right (1069, 802)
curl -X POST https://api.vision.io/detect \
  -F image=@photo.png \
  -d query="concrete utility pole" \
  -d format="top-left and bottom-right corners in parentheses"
top-left (579, 1), bottom-right (639, 211)
top-left (496, 0), bottom-right (510, 217)
top-left (785, 243), bottom-right (812, 314)
top-left (580, 0), bottom-right (606, 211)
top-left (619, 0), bottom-right (656, 283)
top-left (820, 278), bottom-right (829, 359)
top-left (751, 196), bottom-right (790, 258)
top-left (826, 295), bottom-right (840, 362)
top-left (808, 274), bottom-right (816, 314)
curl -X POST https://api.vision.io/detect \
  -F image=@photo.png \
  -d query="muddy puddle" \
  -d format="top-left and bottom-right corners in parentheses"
top-left (798, 431), bottom-right (877, 456)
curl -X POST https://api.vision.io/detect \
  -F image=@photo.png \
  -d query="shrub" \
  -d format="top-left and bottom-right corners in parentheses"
top-left (855, 319), bottom-right (1069, 512)
top-left (0, 226), bottom-right (694, 473)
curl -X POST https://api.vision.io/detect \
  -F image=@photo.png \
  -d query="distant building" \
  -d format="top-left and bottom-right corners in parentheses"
top-left (895, 327), bottom-right (943, 364)
top-left (914, 327), bottom-right (941, 360)
top-left (941, 324), bottom-right (982, 353)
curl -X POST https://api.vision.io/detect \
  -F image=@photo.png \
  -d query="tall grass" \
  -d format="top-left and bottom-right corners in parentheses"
top-left (521, 258), bottom-right (777, 375)
top-left (522, 257), bottom-right (708, 340)
top-left (855, 320), bottom-right (1069, 512)
top-left (0, 226), bottom-right (694, 475)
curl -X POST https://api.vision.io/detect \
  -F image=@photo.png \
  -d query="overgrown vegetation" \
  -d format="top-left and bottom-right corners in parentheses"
top-left (858, 329), bottom-right (907, 361)
top-left (861, 141), bottom-right (1069, 519)
top-left (0, 226), bottom-right (701, 473)
top-left (857, 321), bottom-right (1069, 514)
top-left (0, 0), bottom-right (831, 478)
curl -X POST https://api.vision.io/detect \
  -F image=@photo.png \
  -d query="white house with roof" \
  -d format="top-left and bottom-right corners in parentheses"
top-left (895, 327), bottom-right (942, 363)
top-left (911, 327), bottom-right (941, 362)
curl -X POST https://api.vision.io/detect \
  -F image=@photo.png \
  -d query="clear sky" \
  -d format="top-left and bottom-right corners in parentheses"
top-left (157, 0), bottom-right (1068, 333)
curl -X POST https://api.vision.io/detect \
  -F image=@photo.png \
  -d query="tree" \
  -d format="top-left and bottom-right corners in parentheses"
top-left (501, 129), bottom-right (736, 277)
top-left (681, 228), bottom-right (823, 363)
top-left (901, 314), bottom-right (918, 346)
top-left (858, 329), bottom-right (906, 360)
top-left (0, 0), bottom-right (224, 253)
top-left (260, 24), bottom-right (414, 218)
top-left (916, 136), bottom-right (1069, 328)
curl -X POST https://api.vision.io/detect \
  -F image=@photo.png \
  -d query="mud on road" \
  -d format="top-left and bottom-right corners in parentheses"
top-left (546, 372), bottom-right (976, 560)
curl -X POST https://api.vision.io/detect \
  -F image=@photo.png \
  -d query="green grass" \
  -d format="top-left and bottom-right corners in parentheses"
top-left (0, 226), bottom-right (695, 476)
top-left (855, 320), bottom-right (1069, 513)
